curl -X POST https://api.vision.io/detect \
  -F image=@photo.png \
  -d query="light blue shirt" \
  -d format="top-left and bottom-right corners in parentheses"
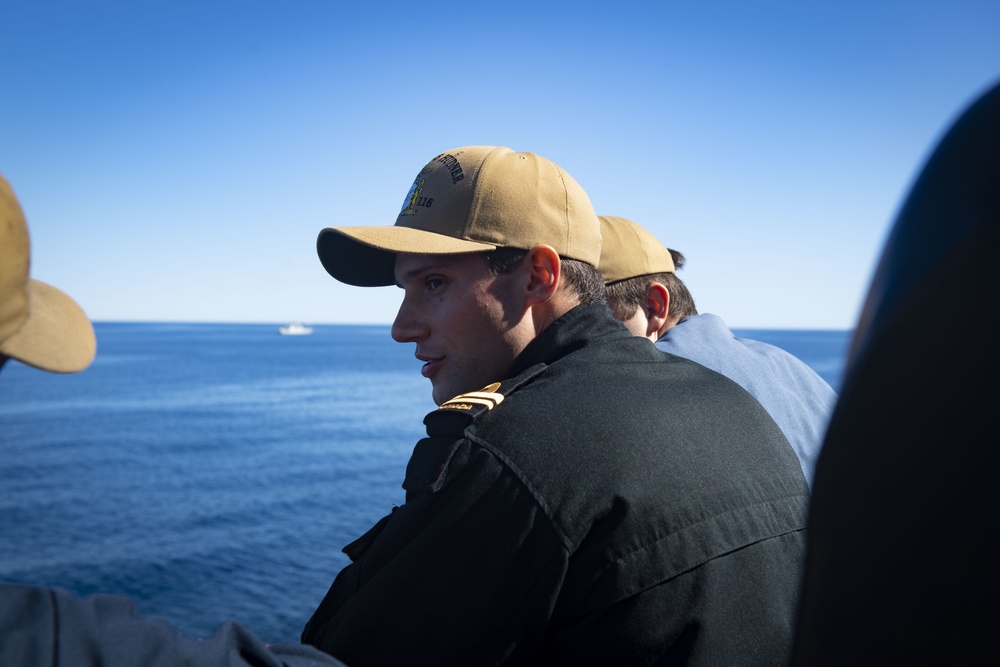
top-left (656, 313), bottom-right (837, 489)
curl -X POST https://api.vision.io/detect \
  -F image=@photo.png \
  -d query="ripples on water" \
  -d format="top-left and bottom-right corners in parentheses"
top-left (0, 323), bottom-right (849, 642)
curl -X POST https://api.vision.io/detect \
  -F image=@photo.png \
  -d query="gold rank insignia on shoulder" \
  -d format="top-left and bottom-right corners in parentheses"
top-left (425, 365), bottom-right (545, 429)
top-left (439, 382), bottom-right (504, 412)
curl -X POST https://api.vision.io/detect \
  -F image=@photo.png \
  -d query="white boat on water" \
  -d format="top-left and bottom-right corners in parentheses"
top-left (278, 322), bottom-right (313, 336)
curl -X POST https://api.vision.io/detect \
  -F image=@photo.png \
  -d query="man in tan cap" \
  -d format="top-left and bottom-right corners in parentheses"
top-left (301, 146), bottom-right (809, 666)
top-left (0, 172), bottom-right (348, 667)
top-left (598, 215), bottom-right (837, 490)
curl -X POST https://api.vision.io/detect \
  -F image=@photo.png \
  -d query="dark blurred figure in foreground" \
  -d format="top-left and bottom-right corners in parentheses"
top-left (0, 172), bottom-right (346, 666)
top-left (792, 78), bottom-right (1000, 665)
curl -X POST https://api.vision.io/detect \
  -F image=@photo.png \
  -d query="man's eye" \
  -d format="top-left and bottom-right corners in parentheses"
top-left (427, 277), bottom-right (445, 291)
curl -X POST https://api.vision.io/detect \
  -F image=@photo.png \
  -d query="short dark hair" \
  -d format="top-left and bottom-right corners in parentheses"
top-left (604, 249), bottom-right (697, 325)
top-left (483, 247), bottom-right (527, 276)
top-left (560, 259), bottom-right (606, 305)
top-left (484, 248), bottom-right (606, 305)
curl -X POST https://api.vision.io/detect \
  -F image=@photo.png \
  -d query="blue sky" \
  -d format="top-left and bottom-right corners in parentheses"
top-left (2, 1), bottom-right (997, 329)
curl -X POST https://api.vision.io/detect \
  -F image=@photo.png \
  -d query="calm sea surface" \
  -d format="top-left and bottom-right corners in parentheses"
top-left (0, 323), bottom-right (851, 643)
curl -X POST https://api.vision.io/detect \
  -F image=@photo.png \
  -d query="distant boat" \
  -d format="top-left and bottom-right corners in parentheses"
top-left (278, 322), bottom-right (313, 336)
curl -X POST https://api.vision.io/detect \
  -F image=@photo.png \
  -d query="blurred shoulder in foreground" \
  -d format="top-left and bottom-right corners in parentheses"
top-left (793, 78), bottom-right (1000, 665)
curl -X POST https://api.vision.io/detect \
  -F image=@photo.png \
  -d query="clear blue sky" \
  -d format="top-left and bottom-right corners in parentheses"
top-left (2, 1), bottom-right (997, 329)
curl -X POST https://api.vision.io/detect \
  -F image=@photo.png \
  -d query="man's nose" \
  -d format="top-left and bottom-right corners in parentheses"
top-left (391, 296), bottom-right (426, 343)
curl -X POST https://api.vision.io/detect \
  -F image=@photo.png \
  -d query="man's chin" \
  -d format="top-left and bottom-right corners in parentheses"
top-left (430, 383), bottom-right (450, 407)
top-left (432, 380), bottom-right (471, 407)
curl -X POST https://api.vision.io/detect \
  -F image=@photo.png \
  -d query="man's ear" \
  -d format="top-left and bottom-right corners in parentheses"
top-left (523, 245), bottom-right (561, 305)
top-left (644, 283), bottom-right (670, 340)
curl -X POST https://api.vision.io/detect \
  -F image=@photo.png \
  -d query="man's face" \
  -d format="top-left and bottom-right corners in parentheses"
top-left (392, 252), bottom-right (526, 405)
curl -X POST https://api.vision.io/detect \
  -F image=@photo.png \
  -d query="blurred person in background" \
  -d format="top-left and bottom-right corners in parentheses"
top-left (598, 215), bottom-right (837, 489)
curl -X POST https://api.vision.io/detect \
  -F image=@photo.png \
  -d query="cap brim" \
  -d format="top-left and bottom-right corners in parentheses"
top-left (317, 226), bottom-right (497, 287)
top-left (0, 279), bottom-right (96, 373)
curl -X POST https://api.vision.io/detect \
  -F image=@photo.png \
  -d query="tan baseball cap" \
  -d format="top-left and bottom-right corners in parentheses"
top-left (0, 173), bottom-right (96, 373)
top-left (317, 145), bottom-right (601, 286)
top-left (598, 215), bottom-right (675, 284)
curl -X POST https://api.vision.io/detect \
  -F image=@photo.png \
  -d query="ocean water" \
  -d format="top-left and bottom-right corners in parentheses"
top-left (0, 323), bottom-right (851, 643)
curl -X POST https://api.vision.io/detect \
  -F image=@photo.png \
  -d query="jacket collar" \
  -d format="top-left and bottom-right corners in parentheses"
top-left (507, 303), bottom-right (631, 378)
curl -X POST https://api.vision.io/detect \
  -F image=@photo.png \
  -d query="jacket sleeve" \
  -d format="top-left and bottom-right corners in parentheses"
top-left (301, 425), bottom-right (569, 667)
top-left (0, 583), bottom-right (346, 667)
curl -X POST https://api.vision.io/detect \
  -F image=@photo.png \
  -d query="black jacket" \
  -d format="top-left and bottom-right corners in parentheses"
top-left (303, 304), bottom-right (809, 666)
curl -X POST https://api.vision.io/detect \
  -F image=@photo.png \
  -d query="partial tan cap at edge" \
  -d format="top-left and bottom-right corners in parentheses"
top-left (0, 172), bottom-right (97, 373)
